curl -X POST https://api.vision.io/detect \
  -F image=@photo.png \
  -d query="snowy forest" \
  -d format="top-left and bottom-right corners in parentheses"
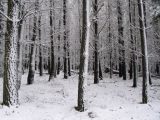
top-left (0, 0), bottom-right (160, 120)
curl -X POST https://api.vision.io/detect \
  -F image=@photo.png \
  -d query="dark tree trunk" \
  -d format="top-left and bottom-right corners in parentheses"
top-left (3, 0), bottom-right (19, 106)
top-left (49, 0), bottom-right (56, 81)
top-left (63, 0), bottom-right (68, 79)
top-left (48, 48), bottom-right (51, 74)
top-left (137, 0), bottom-right (149, 104)
top-left (99, 61), bottom-right (103, 80)
top-left (108, 1), bottom-right (113, 79)
top-left (57, 20), bottom-right (61, 75)
top-left (129, 0), bottom-right (133, 80)
top-left (38, 14), bottom-right (43, 76)
top-left (117, 0), bottom-right (123, 78)
top-left (68, 52), bottom-right (71, 76)
top-left (27, 0), bottom-right (38, 84)
top-left (117, 0), bottom-right (126, 80)
top-left (132, 2), bottom-right (138, 87)
top-left (93, 0), bottom-right (99, 84)
top-left (76, 0), bottom-right (89, 112)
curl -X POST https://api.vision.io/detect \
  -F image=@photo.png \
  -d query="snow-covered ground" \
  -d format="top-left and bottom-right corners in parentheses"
top-left (0, 72), bottom-right (160, 120)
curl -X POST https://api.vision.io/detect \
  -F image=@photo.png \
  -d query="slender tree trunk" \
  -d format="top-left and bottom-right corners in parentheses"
top-left (27, 0), bottom-right (39, 84)
top-left (57, 20), bottom-right (61, 75)
top-left (132, 2), bottom-right (138, 87)
top-left (108, 1), bottom-right (113, 79)
top-left (117, 0), bottom-right (126, 80)
top-left (93, 0), bottom-right (99, 84)
top-left (38, 14), bottom-right (43, 76)
top-left (17, 19), bottom-right (24, 89)
top-left (49, 0), bottom-right (56, 81)
top-left (76, 0), bottom-right (90, 112)
top-left (3, 0), bottom-right (19, 106)
top-left (68, 52), bottom-right (71, 76)
top-left (17, 1), bottom-right (24, 89)
top-left (137, 0), bottom-right (149, 104)
top-left (117, 0), bottom-right (123, 78)
top-left (99, 60), bottom-right (103, 80)
top-left (129, 0), bottom-right (133, 80)
top-left (48, 47), bottom-right (51, 74)
top-left (0, 1), bottom-right (4, 77)
top-left (63, 0), bottom-right (68, 79)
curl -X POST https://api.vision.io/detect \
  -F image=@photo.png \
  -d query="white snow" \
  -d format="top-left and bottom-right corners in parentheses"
top-left (0, 72), bottom-right (160, 120)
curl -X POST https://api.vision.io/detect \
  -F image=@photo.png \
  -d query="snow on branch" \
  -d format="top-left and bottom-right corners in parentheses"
top-left (0, 10), bottom-right (13, 22)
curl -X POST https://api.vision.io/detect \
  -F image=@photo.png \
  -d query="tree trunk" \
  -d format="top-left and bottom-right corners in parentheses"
top-left (48, 48), bottom-right (51, 74)
top-left (57, 20), bottom-right (61, 75)
top-left (63, 0), bottom-right (68, 79)
top-left (76, 0), bottom-right (90, 112)
top-left (117, 0), bottom-right (126, 80)
top-left (108, 1), bottom-right (113, 79)
top-left (132, 4), bottom-right (138, 87)
top-left (38, 14), bottom-right (43, 76)
top-left (129, 0), bottom-right (133, 80)
top-left (3, 0), bottom-right (19, 106)
top-left (137, 0), bottom-right (149, 104)
top-left (49, 0), bottom-right (56, 81)
top-left (0, 1), bottom-right (4, 77)
top-left (68, 52), bottom-right (71, 76)
top-left (27, 0), bottom-right (39, 84)
top-left (93, 0), bottom-right (99, 84)
top-left (99, 60), bottom-right (103, 80)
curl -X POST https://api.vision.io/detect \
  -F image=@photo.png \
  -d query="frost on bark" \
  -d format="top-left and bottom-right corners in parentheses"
top-left (27, 0), bottom-right (39, 84)
top-left (137, 0), bottom-right (149, 104)
top-left (3, 0), bottom-right (19, 106)
top-left (0, 0), bottom-right (4, 77)
top-left (76, 0), bottom-right (90, 112)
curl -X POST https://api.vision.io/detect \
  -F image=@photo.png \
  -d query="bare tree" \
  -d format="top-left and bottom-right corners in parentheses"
top-left (76, 0), bottom-right (90, 112)
top-left (3, 0), bottom-right (19, 106)
top-left (27, 0), bottom-right (39, 84)
top-left (137, 0), bottom-right (149, 103)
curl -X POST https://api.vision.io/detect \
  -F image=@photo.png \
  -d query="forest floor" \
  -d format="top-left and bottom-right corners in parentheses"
top-left (0, 72), bottom-right (160, 120)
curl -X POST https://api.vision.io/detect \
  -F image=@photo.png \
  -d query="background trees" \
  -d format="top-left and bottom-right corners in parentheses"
top-left (0, 0), bottom-right (159, 107)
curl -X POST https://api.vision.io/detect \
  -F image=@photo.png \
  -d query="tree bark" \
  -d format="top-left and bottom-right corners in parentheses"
top-left (3, 0), bottom-right (19, 106)
top-left (63, 0), bottom-right (68, 79)
top-left (117, 0), bottom-right (126, 80)
top-left (27, 0), bottom-right (39, 84)
top-left (38, 14), bottom-right (43, 76)
top-left (137, 0), bottom-right (149, 103)
top-left (76, 0), bottom-right (90, 112)
top-left (57, 20), bottom-right (61, 75)
top-left (49, 0), bottom-right (56, 81)
top-left (93, 0), bottom-right (99, 84)
top-left (0, 0), bottom-right (4, 77)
